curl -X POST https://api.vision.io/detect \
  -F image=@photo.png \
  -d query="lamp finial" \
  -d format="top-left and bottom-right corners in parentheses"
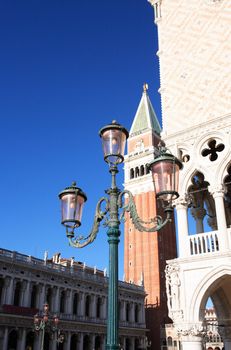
top-left (143, 83), bottom-right (148, 93)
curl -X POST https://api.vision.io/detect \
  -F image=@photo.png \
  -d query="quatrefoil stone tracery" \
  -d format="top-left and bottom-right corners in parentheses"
top-left (201, 139), bottom-right (225, 161)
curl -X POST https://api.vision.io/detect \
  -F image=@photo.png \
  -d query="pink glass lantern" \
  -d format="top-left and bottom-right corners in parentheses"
top-left (59, 182), bottom-right (87, 228)
top-left (149, 150), bottom-right (182, 203)
top-left (99, 120), bottom-right (129, 165)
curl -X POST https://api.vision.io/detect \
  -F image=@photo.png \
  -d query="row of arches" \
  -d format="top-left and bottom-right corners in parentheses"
top-left (130, 164), bottom-right (150, 179)
top-left (0, 276), bottom-right (143, 324)
top-left (179, 165), bottom-right (231, 237)
top-left (4, 328), bottom-right (144, 350)
top-left (6, 330), bottom-right (102, 350)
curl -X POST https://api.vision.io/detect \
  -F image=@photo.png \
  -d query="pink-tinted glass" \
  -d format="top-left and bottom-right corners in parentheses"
top-left (61, 193), bottom-right (85, 225)
top-left (101, 129), bottom-right (126, 164)
top-left (34, 314), bottom-right (39, 324)
top-left (151, 160), bottom-right (180, 201)
top-left (44, 303), bottom-right (49, 313)
top-left (53, 315), bottom-right (59, 325)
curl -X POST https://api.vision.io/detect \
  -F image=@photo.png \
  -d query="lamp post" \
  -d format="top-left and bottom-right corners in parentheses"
top-left (58, 120), bottom-right (182, 350)
top-left (33, 303), bottom-right (64, 350)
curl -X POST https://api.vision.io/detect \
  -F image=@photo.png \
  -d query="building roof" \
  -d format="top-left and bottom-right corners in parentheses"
top-left (130, 84), bottom-right (161, 136)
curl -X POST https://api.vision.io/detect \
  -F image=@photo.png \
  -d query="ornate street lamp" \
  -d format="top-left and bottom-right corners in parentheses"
top-left (59, 120), bottom-right (182, 350)
top-left (34, 303), bottom-right (64, 350)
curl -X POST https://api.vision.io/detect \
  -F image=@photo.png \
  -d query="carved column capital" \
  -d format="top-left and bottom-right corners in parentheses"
top-left (176, 323), bottom-right (205, 337)
top-left (208, 184), bottom-right (225, 197)
top-left (4, 276), bottom-right (12, 288)
top-left (174, 195), bottom-right (189, 209)
top-left (191, 207), bottom-right (207, 220)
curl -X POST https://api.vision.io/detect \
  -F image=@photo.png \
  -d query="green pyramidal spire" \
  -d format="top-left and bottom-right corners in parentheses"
top-left (130, 84), bottom-right (161, 136)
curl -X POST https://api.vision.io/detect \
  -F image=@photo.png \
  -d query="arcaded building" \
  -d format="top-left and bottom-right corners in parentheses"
top-left (0, 248), bottom-right (147, 350)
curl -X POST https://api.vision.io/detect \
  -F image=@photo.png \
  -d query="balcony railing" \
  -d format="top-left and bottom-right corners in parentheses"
top-left (188, 231), bottom-right (219, 255)
top-left (0, 248), bottom-right (144, 292)
top-left (1, 304), bottom-right (38, 316)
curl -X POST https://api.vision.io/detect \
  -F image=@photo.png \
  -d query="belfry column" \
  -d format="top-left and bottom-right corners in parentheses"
top-left (209, 185), bottom-right (229, 250)
top-left (175, 196), bottom-right (189, 257)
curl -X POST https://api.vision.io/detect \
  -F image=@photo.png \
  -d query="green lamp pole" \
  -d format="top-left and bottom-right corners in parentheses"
top-left (58, 121), bottom-right (182, 350)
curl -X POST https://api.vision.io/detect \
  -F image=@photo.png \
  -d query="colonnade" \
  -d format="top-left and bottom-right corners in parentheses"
top-left (175, 184), bottom-right (230, 258)
top-left (0, 249), bottom-right (147, 350)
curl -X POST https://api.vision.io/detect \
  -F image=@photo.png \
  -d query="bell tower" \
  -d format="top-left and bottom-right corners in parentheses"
top-left (124, 84), bottom-right (177, 349)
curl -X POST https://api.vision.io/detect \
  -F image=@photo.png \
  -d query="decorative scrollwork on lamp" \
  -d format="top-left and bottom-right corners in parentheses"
top-left (58, 120), bottom-right (183, 350)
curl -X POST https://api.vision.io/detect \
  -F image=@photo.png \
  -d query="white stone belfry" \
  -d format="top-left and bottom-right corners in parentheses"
top-left (148, 0), bottom-right (231, 349)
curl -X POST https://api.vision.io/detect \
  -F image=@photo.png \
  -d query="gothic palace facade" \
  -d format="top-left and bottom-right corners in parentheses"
top-left (0, 248), bottom-right (147, 350)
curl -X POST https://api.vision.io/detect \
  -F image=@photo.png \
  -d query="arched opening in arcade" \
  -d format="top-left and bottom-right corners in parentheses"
top-left (187, 171), bottom-right (217, 236)
top-left (199, 273), bottom-right (231, 350)
top-left (26, 331), bottom-right (34, 350)
top-left (70, 334), bottom-right (78, 350)
top-left (95, 335), bottom-right (102, 350)
top-left (7, 329), bottom-right (18, 350)
top-left (83, 334), bottom-right (91, 350)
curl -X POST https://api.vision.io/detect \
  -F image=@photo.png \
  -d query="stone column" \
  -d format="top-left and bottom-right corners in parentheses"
top-left (128, 302), bottom-right (132, 322)
top-left (191, 207), bottom-right (206, 234)
top-left (22, 280), bottom-right (31, 307)
top-left (141, 303), bottom-right (146, 324)
top-left (2, 327), bottom-right (8, 350)
top-left (33, 333), bottom-right (40, 350)
top-left (50, 337), bottom-right (57, 350)
top-left (91, 294), bottom-right (96, 318)
top-left (63, 332), bottom-right (71, 350)
top-left (175, 197), bottom-right (189, 257)
top-left (37, 331), bottom-right (44, 350)
top-left (78, 333), bottom-right (83, 350)
top-left (91, 334), bottom-right (95, 349)
top-left (120, 300), bottom-right (126, 322)
top-left (130, 302), bottom-right (135, 323)
top-left (66, 289), bottom-right (73, 314)
top-left (130, 337), bottom-right (135, 349)
top-left (79, 292), bottom-right (85, 317)
top-left (209, 185), bottom-right (229, 250)
top-left (181, 335), bottom-right (203, 350)
top-left (53, 286), bottom-right (60, 313)
top-left (178, 325), bottom-right (204, 350)
top-left (17, 328), bottom-right (26, 350)
top-left (102, 335), bottom-right (106, 349)
top-left (137, 304), bottom-right (142, 324)
top-left (102, 296), bottom-right (107, 320)
top-left (39, 284), bottom-right (46, 310)
top-left (120, 337), bottom-right (126, 350)
top-left (5, 277), bottom-right (14, 304)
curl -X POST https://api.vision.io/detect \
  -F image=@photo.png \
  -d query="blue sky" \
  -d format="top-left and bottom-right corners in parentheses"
top-left (0, 0), bottom-right (161, 277)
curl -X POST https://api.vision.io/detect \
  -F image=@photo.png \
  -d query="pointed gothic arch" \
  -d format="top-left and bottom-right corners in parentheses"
top-left (187, 171), bottom-right (217, 236)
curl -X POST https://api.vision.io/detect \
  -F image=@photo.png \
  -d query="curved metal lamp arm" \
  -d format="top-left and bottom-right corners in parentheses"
top-left (118, 190), bottom-right (173, 232)
top-left (67, 197), bottom-right (109, 248)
